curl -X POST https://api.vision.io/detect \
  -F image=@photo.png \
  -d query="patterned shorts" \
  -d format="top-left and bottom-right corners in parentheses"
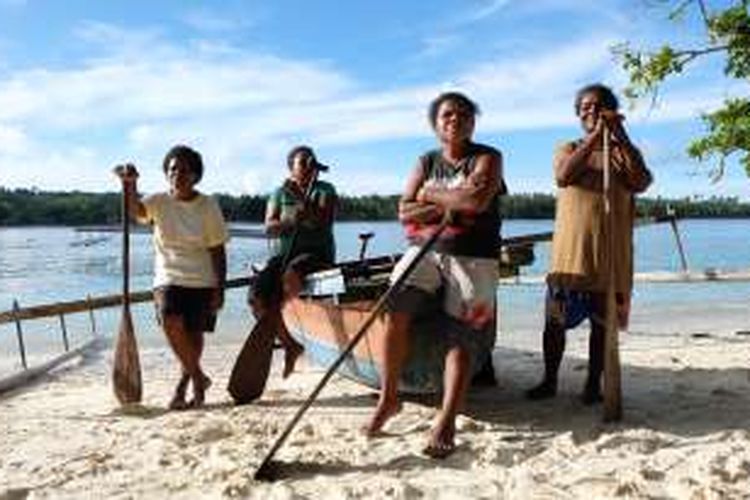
top-left (545, 284), bottom-right (630, 330)
top-left (387, 248), bottom-right (498, 355)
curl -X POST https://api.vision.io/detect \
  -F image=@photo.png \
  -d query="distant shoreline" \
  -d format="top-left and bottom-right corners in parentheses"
top-left (2, 187), bottom-right (750, 225)
top-left (5, 214), bottom-right (750, 229)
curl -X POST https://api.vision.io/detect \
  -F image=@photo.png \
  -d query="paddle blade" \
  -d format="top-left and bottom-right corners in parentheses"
top-left (227, 314), bottom-right (276, 404)
top-left (112, 308), bottom-right (142, 404)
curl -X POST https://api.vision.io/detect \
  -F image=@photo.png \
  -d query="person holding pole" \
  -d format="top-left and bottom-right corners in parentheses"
top-left (526, 83), bottom-right (652, 405)
top-left (364, 91), bottom-right (506, 459)
top-left (114, 145), bottom-right (229, 410)
top-left (247, 145), bottom-right (338, 378)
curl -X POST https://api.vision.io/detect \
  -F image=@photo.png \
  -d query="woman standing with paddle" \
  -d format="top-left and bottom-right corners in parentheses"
top-left (365, 92), bottom-right (507, 458)
top-left (114, 145), bottom-right (228, 409)
top-left (525, 83), bottom-right (652, 405)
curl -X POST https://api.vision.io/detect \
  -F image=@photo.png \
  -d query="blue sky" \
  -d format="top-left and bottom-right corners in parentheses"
top-left (0, 0), bottom-right (747, 199)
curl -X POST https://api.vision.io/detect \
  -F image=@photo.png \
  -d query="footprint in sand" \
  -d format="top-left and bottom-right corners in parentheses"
top-left (194, 424), bottom-right (234, 444)
top-left (640, 468), bottom-right (665, 481)
top-left (1, 487), bottom-right (31, 500)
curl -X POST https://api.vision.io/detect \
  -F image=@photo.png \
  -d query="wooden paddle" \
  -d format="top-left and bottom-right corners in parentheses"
top-left (227, 166), bottom-right (322, 404)
top-left (254, 212), bottom-right (452, 481)
top-left (227, 311), bottom-right (278, 404)
top-left (601, 126), bottom-right (622, 422)
top-left (112, 172), bottom-right (142, 404)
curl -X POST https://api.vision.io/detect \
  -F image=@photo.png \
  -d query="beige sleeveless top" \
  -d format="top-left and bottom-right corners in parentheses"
top-left (547, 141), bottom-right (635, 294)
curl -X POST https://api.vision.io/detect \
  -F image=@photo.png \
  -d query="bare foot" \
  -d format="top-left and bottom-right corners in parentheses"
top-left (188, 373), bottom-right (212, 409)
top-left (169, 398), bottom-right (189, 411)
top-left (282, 342), bottom-right (304, 379)
top-left (362, 400), bottom-right (402, 437)
top-left (168, 374), bottom-right (190, 410)
top-left (423, 419), bottom-right (456, 459)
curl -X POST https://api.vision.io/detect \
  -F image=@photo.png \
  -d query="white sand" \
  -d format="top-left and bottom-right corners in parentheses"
top-left (2, 327), bottom-right (750, 499)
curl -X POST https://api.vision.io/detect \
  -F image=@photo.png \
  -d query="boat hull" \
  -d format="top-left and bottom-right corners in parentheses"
top-left (282, 293), bottom-right (494, 394)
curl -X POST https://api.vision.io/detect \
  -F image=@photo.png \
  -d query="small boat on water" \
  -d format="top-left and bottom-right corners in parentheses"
top-left (282, 243), bottom-right (535, 394)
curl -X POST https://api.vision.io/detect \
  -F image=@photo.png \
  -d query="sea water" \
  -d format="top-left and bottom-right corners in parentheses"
top-left (0, 219), bottom-right (748, 375)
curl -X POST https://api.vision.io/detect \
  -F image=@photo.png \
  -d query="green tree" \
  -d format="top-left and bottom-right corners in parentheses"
top-left (615, 0), bottom-right (750, 177)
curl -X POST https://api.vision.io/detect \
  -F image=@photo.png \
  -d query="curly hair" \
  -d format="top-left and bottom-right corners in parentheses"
top-left (428, 91), bottom-right (480, 128)
top-left (162, 145), bottom-right (204, 183)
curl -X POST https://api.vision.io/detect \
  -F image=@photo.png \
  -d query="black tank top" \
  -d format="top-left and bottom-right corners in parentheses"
top-left (405, 142), bottom-right (504, 258)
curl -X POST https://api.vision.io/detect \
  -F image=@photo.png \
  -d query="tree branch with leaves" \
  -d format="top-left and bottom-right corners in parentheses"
top-left (614, 0), bottom-right (750, 178)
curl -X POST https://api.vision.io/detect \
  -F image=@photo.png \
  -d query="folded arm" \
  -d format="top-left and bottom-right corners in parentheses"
top-left (417, 151), bottom-right (503, 213)
top-left (398, 158), bottom-right (445, 224)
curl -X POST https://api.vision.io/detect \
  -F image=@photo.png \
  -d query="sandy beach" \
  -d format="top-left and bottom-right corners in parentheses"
top-left (2, 322), bottom-right (750, 499)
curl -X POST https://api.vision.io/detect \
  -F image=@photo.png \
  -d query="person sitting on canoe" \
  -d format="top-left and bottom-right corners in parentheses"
top-left (526, 83), bottom-right (652, 404)
top-left (248, 145), bottom-right (338, 378)
top-left (114, 145), bottom-right (229, 409)
top-left (365, 91), bottom-right (507, 458)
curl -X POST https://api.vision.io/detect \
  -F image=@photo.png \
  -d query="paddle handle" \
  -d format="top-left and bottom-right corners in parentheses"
top-left (602, 125), bottom-right (622, 422)
top-left (121, 179), bottom-right (131, 305)
top-left (254, 213), bottom-right (451, 479)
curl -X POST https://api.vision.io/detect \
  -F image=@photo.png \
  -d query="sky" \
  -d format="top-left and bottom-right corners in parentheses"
top-left (0, 0), bottom-right (747, 199)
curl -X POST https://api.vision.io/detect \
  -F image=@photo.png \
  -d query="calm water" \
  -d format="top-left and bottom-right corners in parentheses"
top-left (1, 219), bottom-right (748, 374)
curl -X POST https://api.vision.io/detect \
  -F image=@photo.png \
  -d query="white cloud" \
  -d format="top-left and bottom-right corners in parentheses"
top-left (181, 7), bottom-right (256, 33)
top-left (0, 18), bottom-right (739, 195)
top-left (455, 0), bottom-right (513, 25)
top-left (0, 53), bottom-right (352, 129)
top-left (418, 34), bottom-right (462, 59)
top-left (72, 21), bottom-right (167, 61)
top-left (0, 146), bottom-right (103, 191)
top-left (627, 80), bottom-right (746, 125)
top-left (0, 125), bottom-right (29, 155)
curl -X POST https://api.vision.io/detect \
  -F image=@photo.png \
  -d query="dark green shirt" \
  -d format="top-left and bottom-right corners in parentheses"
top-left (268, 179), bottom-right (337, 264)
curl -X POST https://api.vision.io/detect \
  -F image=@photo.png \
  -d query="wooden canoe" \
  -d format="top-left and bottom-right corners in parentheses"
top-left (280, 249), bottom-right (518, 394)
top-left (282, 279), bottom-right (486, 394)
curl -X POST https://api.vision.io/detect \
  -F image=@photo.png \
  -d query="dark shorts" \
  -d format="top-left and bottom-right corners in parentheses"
top-left (154, 286), bottom-right (217, 333)
top-left (247, 253), bottom-right (330, 307)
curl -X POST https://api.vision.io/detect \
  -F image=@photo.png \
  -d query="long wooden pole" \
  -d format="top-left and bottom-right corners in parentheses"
top-left (254, 213), bottom-right (452, 481)
top-left (602, 126), bottom-right (623, 422)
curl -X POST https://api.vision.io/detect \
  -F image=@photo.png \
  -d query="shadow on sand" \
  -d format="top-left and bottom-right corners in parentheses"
top-left (249, 342), bottom-right (750, 480)
top-left (257, 343), bottom-right (750, 443)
